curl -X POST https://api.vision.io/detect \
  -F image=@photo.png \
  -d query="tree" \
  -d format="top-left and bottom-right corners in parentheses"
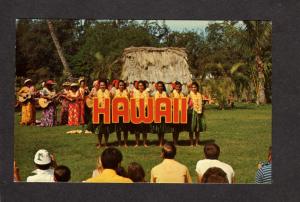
top-left (47, 20), bottom-right (72, 79)
top-left (241, 21), bottom-right (272, 104)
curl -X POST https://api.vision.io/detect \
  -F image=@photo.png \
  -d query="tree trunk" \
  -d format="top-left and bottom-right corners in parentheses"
top-left (256, 55), bottom-right (266, 104)
top-left (47, 20), bottom-right (72, 79)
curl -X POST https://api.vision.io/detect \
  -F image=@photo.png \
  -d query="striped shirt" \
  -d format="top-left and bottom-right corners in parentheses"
top-left (255, 163), bottom-right (272, 184)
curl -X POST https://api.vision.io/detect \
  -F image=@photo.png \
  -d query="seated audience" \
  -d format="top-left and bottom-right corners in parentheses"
top-left (85, 147), bottom-right (133, 183)
top-left (54, 165), bottom-right (71, 182)
top-left (150, 142), bottom-right (192, 183)
top-left (92, 158), bottom-right (103, 178)
top-left (127, 162), bottom-right (146, 182)
top-left (201, 167), bottom-right (229, 184)
top-left (195, 143), bottom-right (235, 183)
top-left (27, 149), bottom-right (56, 182)
top-left (14, 160), bottom-right (21, 182)
top-left (116, 166), bottom-right (128, 178)
top-left (255, 146), bottom-right (272, 184)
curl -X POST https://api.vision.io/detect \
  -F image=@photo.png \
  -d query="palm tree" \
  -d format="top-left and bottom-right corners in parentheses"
top-left (242, 21), bottom-right (272, 104)
top-left (47, 20), bottom-right (72, 79)
top-left (201, 62), bottom-right (249, 109)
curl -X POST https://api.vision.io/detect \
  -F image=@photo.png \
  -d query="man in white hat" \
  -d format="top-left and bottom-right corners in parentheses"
top-left (26, 149), bottom-right (56, 182)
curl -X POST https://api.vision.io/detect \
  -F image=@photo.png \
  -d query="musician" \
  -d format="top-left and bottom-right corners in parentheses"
top-left (78, 78), bottom-right (89, 125)
top-left (153, 81), bottom-right (168, 147)
top-left (59, 82), bottom-right (71, 125)
top-left (170, 81), bottom-right (186, 146)
top-left (96, 79), bottom-right (111, 148)
top-left (67, 83), bottom-right (81, 126)
top-left (113, 80), bottom-right (129, 147)
top-left (40, 80), bottom-right (57, 127)
top-left (18, 79), bottom-right (36, 125)
top-left (132, 80), bottom-right (149, 147)
top-left (85, 80), bottom-right (100, 134)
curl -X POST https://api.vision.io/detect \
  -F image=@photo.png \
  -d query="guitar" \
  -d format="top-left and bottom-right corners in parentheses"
top-left (38, 93), bottom-right (63, 108)
top-left (85, 96), bottom-right (94, 108)
top-left (18, 93), bottom-right (32, 103)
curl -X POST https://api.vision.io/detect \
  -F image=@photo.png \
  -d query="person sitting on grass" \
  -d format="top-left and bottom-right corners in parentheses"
top-left (84, 147), bottom-right (132, 183)
top-left (255, 146), bottom-right (272, 184)
top-left (150, 142), bottom-right (192, 183)
top-left (92, 157), bottom-right (104, 178)
top-left (27, 149), bottom-right (57, 182)
top-left (127, 162), bottom-right (146, 182)
top-left (195, 143), bottom-right (235, 183)
top-left (14, 160), bottom-right (21, 182)
top-left (54, 165), bottom-right (71, 182)
top-left (200, 167), bottom-right (229, 184)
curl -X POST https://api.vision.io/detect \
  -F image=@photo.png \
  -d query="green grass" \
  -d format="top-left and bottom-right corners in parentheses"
top-left (14, 103), bottom-right (271, 183)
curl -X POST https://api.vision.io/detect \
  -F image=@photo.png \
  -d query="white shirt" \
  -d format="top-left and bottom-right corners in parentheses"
top-left (26, 168), bottom-right (55, 182)
top-left (195, 159), bottom-right (235, 183)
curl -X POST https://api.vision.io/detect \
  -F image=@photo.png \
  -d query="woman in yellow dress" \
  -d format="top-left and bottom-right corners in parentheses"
top-left (188, 82), bottom-right (205, 146)
top-left (132, 80), bottom-right (149, 147)
top-left (18, 79), bottom-right (36, 125)
top-left (154, 81), bottom-right (168, 147)
top-left (113, 80), bottom-right (129, 147)
top-left (96, 79), bottom-right (111, 148)
top-left (170, 81), bottom-right (186, 146)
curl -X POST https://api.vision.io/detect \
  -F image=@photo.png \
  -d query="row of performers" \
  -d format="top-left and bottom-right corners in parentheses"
top-left (17, 78), bottom-right (206, 147)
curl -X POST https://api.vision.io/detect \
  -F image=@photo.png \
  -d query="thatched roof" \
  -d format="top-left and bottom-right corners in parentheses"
top-left (120, 47), bottom-right (192, 83)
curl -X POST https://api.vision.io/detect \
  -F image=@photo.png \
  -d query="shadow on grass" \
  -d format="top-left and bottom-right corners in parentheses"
top-left (106, 139), bottom-right (215, 147)
top-left (177, 139), bottom-right (215, 146)
top-left (204, 103), bottom-right (261, 111)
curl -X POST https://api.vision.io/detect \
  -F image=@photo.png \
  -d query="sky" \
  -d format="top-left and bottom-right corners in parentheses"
top-left (162, 20), bottom-right (223, 32)
top-left (137, 20), bottom-right (224, 33)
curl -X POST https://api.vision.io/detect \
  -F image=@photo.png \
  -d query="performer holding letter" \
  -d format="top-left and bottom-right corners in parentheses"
top-left (171, 81), bottom-right (186, 146)
top-left (113, 80), bottom-right (129, 147)
top-left (96, 79), bottom-right (111, 148)
top-left (132, 80), bottom-right (149, 147)
top-left (154, 81), bottom-right (168, 147)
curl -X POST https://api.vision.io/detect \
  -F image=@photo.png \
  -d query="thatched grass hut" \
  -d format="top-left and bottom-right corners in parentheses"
top-left (120, 47), bottom-right (192, 84)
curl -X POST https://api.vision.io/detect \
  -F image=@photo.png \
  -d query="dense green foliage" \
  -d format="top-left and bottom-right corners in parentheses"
top-left (14, 103), bottom-right (271, 183)
top-left (16, 20), bottom-right (272, 104)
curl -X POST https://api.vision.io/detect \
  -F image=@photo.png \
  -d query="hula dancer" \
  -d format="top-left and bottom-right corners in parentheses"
top-left (132, 80), bottom-right (149, 147)
top-left (78, 78), bottom-right (89, 125)
top-left (67, 83), bottom-right (81, 126)
top-left (171, 81), bottom-right (186, 146)
top-left (96, 79), bottom-right (111, 148)
top-left (40, 80), bottom-right (57, 127)
top-left (154, 81), bottom-right (168, 147)
top-left (188, 82), bottom-right (205, 146)
top-left (113, 80), bottom-right (129, 147)
top-left (18, 79), bottom-right (36, 125)
top-left (85, 80), bottom-right (100, 133)
top-left (59, 82), bottom-right (71, 125)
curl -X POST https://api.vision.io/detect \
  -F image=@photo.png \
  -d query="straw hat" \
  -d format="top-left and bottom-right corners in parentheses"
top-left (24, 79), bottom-right (32, 84)
top-left (78, 77), bottom-right (85, 83)
top-left (62, 81), bottom-right (71, 86)
top-left (71, 83), bottom-right (79, 87)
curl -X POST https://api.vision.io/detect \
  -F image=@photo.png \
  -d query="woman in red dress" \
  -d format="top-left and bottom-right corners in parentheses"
top-left (78, 78), bottom-right (89, 125)
top-left (67, 83), bottom-right (81, 126)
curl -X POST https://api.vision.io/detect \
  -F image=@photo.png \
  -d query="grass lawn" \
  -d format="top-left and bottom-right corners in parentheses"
top-left (14, 103), bottom-right (271, 183)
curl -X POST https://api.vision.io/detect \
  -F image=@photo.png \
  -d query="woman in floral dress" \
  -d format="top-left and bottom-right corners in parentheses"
top-left (40, 80), bottom-right (57, 127)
